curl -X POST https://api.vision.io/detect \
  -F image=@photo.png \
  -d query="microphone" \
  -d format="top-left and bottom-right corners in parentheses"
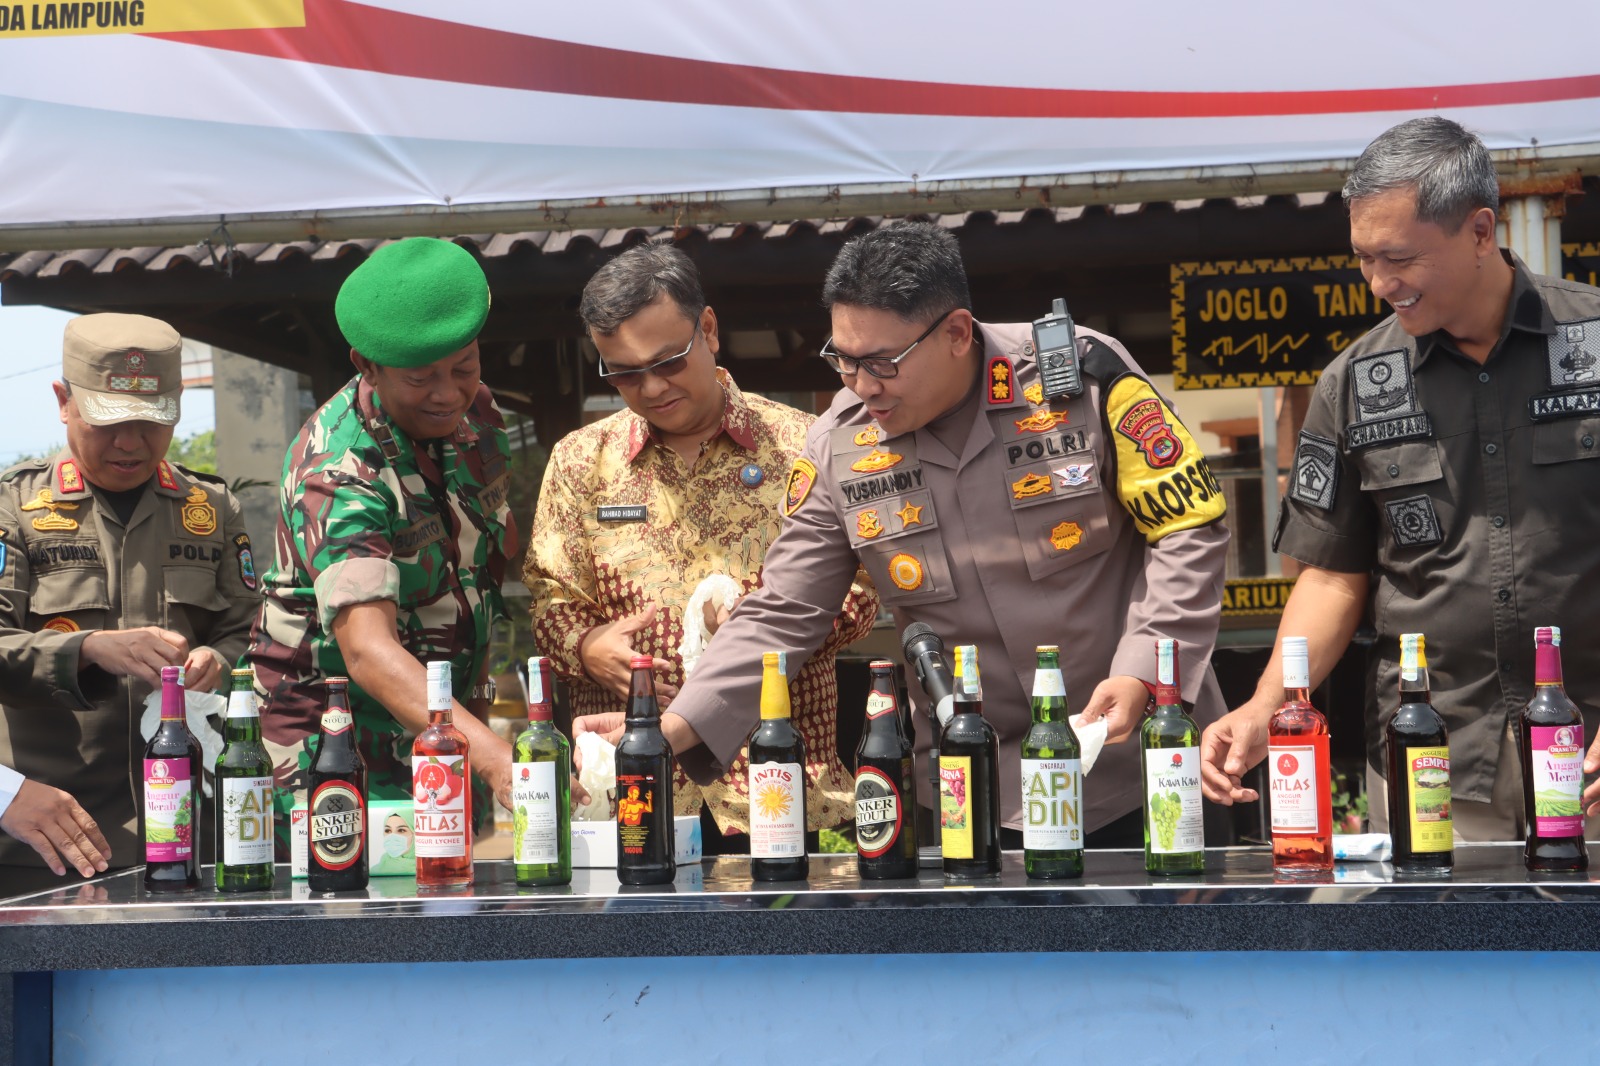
top-left (901, 622), bottom-right (955, 730)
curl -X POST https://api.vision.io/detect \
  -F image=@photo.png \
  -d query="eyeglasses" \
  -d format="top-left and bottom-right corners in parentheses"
top-left (596, 325), bottom-right (699, 387)
top-left (818, 309), bottom-right (957, 380)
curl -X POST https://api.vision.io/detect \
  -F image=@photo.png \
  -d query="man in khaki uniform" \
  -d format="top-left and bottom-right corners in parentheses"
top-left (0, 314), bottom-right (259, 892)
top-left (639, 221), bottom-right (1229, 842)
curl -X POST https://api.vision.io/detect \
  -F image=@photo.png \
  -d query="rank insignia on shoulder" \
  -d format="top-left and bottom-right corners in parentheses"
top-left (20, 488), bottom-right (79, 532)
top-left (1011, 471), bottom-right (1052, 500)
top-left (856, 509), bottom-right (885, 539)
top-left (986, 356), bottom-right (1015, 404)
top-left (1049, 520), bottom-right (1083, 553)
top-left (157, 461), bottom-right (179, 491)
top-left (1014, 409), bottom-right (1068, 435)
top-left (739, 463), bottom-right (764, 488)
top-left (1023, 383), bottom-right (1044, 405)
top-left (894, 501), bottom-right (924, 528)
top-left (57, 460), bottom-right (84, 495)
top-left (1289, 431), bottom-right (1339, 511)
top-left (888, 552), bottom-right (924, 591)
top-left (784, 459), bottom-right (817, 517)
top-left (181, 485), bottom-right (218, 536)
top-left (852, 425), bottom-right (881, 447)
top-left (849, 448), bottom-right (903, 473)
top-left (41, 616), bottom-right (80, 634)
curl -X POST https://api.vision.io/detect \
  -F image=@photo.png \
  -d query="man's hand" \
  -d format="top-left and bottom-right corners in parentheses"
top-left (182, 646), bottom-right (227, 693)
top-left (81, 627), bottom-right (188, 688)
top-left (476, 743), bottom-right (515, 812)
top-left (701, 594), bottom-right (745, 636)
top-left (579, 605), bottom-right (678, 705)
top-left (571, 711), bottom-right (702, 767)
top-left (1199, 699), bottom-right (1276, 804)
top-left (1076, 675), bottom-right (1151, 744)
top-left (0, 780), bottom-right (111, 878)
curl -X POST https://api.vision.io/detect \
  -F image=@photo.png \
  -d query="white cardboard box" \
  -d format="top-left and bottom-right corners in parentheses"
top-left (571, 816), bottom-right (701, 868)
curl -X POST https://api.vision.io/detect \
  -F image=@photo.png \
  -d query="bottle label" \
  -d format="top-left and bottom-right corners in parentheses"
top-left (412, 755), bottom-right (468, 857)
top-left (1267, 736), bottom-right (1330, 837)
top-left (512, 761), bottom-right (560, 864)
top-left (143, 759), bottom-right (194, 862)
top-left (321, 707), bottom-right (353, 735)
top-left (938, 755), bottom-right (974, 859)
top-left (310, 780), bottom-right (365, 869)
top-left (1021, 757), bottom-right (1081, 851)
top-left (1530, 724), bottom-right (1584, 837)
top-left (854, 766), bottom-right (902, 858)
top-left (1143, 746), bottom-right (1203, 854)
top-left (221, 775), bottom-right (275, 866)
top-left (226, 688), bottom-right (259, 720)
top-left (1032, 669), bottom-right (1066, 699)
top-left (749, 760), bottom-right (806, 857)
top-left (616, 771), bottom-right (659, 856)
top-left (1403, 746), bottom-right (1452, 853)
top-left (865, 691), bottom-right (897, 719)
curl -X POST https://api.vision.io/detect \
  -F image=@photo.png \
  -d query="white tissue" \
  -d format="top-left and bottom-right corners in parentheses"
top-left (573, 729), bottom-right (618, 821)
top-left (1332, 833), bottom-right (1392, 862)
top-left (1066, 714), bottom-right (1108, 774)
top-left (139, 688), bottom-right (228, 797)
top-left (678, 574), bottom-right (743, 678)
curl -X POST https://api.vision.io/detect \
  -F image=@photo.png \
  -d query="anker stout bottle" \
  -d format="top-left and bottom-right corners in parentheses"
top-left (144, 665), bottom-right (202, 891)
top-left (855, 660), bottom-right (918, 879)
top-left (215, 667), bottom-right (276, 892)
top-left (513, 655), bottom-right (573, 887)
top-left (1520, 626), bottom-right (1588, 872)
top-left (413, 661), bottom-right (474, 888)
top-left (1385, 633), bottom-right (1452, 874)
top-left (1267, 636), bottom-right (1333, 878)
top-left (1021, 644), bottom-right (1083, 880)
top-left (308, 676), bottom-right (369, 892)
top-left (747, 652), bottom-right (809, 881)
top-left (939, 644), bottom-right (1002, 877)
top-left (616, 655), bottom-right (676, 885)
top-left (1141, 639), bottom-right (1204, 876)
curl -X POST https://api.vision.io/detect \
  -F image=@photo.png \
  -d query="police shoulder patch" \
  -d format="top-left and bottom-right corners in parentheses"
top-left (1289, 431), bottom-right (1339, 511)
top-left (784, 458), bottom-right (818, 517)
top-left (1105, 376), bottom-right (1226, 544)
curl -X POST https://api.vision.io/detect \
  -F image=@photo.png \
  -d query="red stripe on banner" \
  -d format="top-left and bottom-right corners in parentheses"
top-left (151, 0), bottom-right (1600, 118)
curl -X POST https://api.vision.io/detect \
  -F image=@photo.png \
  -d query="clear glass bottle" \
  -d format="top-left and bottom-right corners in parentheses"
top-left (1267, 636), bottom-right (1333, 877)
top-left (513, 656), bottom-right (572, 887)
top-left (413, 661), bottom-right (473, 888)
top-left (1141, 639), bottom-right (1204, 875)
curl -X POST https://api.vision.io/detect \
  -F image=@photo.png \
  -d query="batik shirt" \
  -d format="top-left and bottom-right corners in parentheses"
top-left (250, 376), bottom-right (517, 804)
top-left (524, 369), bottom-right (878, 835)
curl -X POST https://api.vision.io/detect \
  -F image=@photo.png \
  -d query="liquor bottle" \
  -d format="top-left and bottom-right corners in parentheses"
top-left (1142, 639), bottom-right (1204, 875)
top-left (747, 652), bottom-right (809, 881)
top-left (615, 655), bottom-right (676, 885)
top-left (215, 667), bottom-right (275, 892)
top-left (939, 644), bottom-right (1001, 877)
top-left (1385, 633), bottom-right (1452, 873)
top-left (855, 659), bottom-right (918, 880)
top-left (1520, 627), bottom-right (1588, 872)
top-left (308, 676), bottom-right (369, 891)
top-left (513, 656), bottom-right (572, 887)
top-left (143, 665), bottom-right (201, 891)
top-left (1267, 636), bottom-right (1333, 877)
top-left (413, 661), bottom-right (474, 888)
top-left (1021, 645), bottom-right (1083, 880)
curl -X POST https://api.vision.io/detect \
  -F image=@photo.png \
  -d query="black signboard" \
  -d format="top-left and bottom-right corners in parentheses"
top-left (1172, 255), bottom-right (1390, 390)
top-left (1565, 241), bottom-right (1600, 287)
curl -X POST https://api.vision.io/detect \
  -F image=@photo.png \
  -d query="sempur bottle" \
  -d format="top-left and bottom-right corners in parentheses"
top-left (747, 651), bottom-right (809, 882)
top-left (1267, 636), bottom-right (1333, 878)
top-left (513, 656), bottom-right (572, 887)
top-left (1385, 633), bottom-right (1452, 874)
top-left (1020, 645), bottom-right (1083, 880)
top-left (1519, 626), bottom-right (1588, 873)
top-left (413, 661), bottom-right (473, 889)
top-left (144, 665), bottom-right (202, 892)
top-left (1141, 639), bottom-right (1204, 875)
top-left (939, 644), bottom-right (1001, 878)
top-left (215, 667), bottom-right (276, 893)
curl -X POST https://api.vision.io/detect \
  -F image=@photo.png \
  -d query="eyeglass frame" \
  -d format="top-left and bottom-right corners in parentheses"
top-left (818, 308), bottom-right (959, 380)
top-left (595, 322), bottom-right (701, 386)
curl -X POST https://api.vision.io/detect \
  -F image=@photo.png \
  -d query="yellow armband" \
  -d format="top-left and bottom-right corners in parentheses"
top-left (1105, 376), bottom-right (1226, 543)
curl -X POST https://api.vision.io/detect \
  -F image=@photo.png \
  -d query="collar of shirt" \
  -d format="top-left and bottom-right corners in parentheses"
top-left (1414, 249), bottom-right (1557, 368)
top-left (622, 367), bottom-right (758, 463)
top-left (354, 376), bottom-right (481, 477)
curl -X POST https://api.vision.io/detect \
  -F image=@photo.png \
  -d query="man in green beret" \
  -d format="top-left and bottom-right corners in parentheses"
top-left (249, 237), bottom-right (519, 848)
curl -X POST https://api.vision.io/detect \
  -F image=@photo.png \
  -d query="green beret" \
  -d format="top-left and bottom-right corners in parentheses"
top-left (335, 238), bottom-right (490, 368)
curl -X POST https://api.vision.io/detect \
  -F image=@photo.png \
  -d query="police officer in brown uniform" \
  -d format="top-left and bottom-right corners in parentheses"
top-left (614, 221), bottom-right (1230, 842)
top-left (1201, 117), bottom-right (1600, 839)
top-left (0, 314), bottom-right (259, 892)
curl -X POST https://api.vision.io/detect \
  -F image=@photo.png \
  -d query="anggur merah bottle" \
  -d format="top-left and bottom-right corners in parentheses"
top-left (215, 667), bottom-right (275, 893)
top-left (747, 651), bottom-right (809, 882)
top-left (855, 659), bottom-right (918, 880)
top-left (413, 661), bottom-right (473, 889)
top-left (144, 665), bottom-right (201, 892)
top-left (513, 656), bottom-right (572, 887)
top-left (308, 676), bottom-right (368, 892)
top-left (1267, 636), bottom-right (1333, 878)
top-left (1520, 626), bottom-right (1588, 873)
top-left (1384, 633), bottom-right (1452, 875)
top-left (1141, 639), bottom-right (1203, 876)
top-left (939, 644), bottom-right (1001, 878)
top-left (615, 655), bottom-right (676, 886)
top-left (1021, 645), bottom-right (1083, 880)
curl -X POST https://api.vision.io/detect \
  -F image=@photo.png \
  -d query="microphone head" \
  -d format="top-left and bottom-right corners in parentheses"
top-left (901, 621), bottom-right (943, 659)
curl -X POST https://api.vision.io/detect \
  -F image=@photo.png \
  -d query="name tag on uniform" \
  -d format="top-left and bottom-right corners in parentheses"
top-left (597, 505), bottom-right (647, 523)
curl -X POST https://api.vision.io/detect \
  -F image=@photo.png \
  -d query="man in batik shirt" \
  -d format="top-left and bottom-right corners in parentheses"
top-left (251, 238), bottom-right (518, 844)
top-left (525, 244), bottom-right (877, 851)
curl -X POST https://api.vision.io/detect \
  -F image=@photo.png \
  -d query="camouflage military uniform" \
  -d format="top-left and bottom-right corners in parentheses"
top-left (250, 376), bottom-right (517, 841)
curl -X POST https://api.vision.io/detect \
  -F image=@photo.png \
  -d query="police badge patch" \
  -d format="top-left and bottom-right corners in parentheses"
top-left (1385, 495), bottom-right (1442, 548)
top-left (1547, 319), bottom-right (1600, 388)
top-left (1289, 431), bottom-right (1339, 511)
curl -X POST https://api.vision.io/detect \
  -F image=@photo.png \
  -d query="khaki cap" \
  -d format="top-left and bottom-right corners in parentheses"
top-left (62, 313), bottom-right (183, 426)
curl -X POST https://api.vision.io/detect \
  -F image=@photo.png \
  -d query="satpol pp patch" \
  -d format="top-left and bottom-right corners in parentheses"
top-left (1289, 431), bottom-right (1339, 511)
top-left (1385, 495), bottom-right (1442, 548)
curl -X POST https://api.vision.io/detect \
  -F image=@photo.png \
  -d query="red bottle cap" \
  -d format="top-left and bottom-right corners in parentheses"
top-left (629, 655), bottom-right (654, 670)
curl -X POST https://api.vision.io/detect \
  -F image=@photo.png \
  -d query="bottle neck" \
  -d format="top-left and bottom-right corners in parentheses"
top-left (760, 663), bottom-right (791, 722)
top-left (626, 669), bottom-right (660, 724)
top-left (159, 678), bottom-right (185, 722)
top-left (1535, 641), bottom-right (1565, 688)
top-left (1031, 658), bottom-right (1066, 723)
top-left (1281, 686), bottom-right (1312, 706)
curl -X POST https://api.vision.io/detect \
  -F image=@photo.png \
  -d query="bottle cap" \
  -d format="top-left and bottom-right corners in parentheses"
top-left (527, 656), bottom-right (551, 706)
top-left (1535, 626), bottom-right (1561, 646)
top-left (1399, 633), bottom-right (1427, 680)
top-left (1035, 644), bottom-right (1060, 654)
top-left (1281, 636), bottom-right (1310, 690)
top-left (161, 664), bottom-right (185, 685)
top-left (425, 661), bottom-right (451, 710)
top-left (868, 659), bottom-right (894, 671)
top-left (954, 644), bottom-right (980, 697)
top-left (231, 667), bottom-right (253, 679)
top-left (629, 655), bottom-right (654, 670)
top-left (762, 650), bottom-right (787, 673)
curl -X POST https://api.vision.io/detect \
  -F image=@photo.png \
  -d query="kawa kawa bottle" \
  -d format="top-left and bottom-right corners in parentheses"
top-left (616, 655), bottom-right (676, 885)
top-left (414, 661), bottom-right (474, 888)
top-left (215, 668), bottom-right (275, 892)
top-left (1021, 645), bottom-right (1083, 879)
top-left (939, 645), bottom-right (1002, 877)
top-left (1384, 633), bottom-right (1452, 874)
top-left (855, 660), bottom-right (918, 880)
top-left (747, 652), bottom-right (809, 881)
top-left (308, 676), bottom-right (369, 891)
top-left (513, 656), bottom-right (572, 887)
top-left (144, 665), bottom-right (202, 891)
top-left (1141, 639), bottom-right (1204, 875)
top-left (1520, 627), bottom-right (1588, 872)
top-left (1267, 636), bottom-right (1333, 877)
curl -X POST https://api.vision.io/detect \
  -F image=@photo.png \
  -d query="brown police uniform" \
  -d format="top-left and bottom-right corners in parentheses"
top-left (670, 322), bottom-right (1230, 832)
top-left (1277, 252), bottom-right (1600, 835)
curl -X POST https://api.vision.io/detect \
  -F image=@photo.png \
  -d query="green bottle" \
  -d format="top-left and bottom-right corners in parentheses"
top-left (215, 667), bottom-right (276, 892)
top-left (1020, 645), bottom-right (1084, 879)
top-left (514, 656), bottom-right (573, 886)
top-left (1141, 638), bottom-right (1204, 875)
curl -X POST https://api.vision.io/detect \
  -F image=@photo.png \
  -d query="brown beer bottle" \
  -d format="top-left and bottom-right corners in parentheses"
top-left (308, 677), bottom-right (369, 892)
top-left (1520, 627), bottom-right (1588, 872)
top-left (855, 660), bottom-right (918, 880)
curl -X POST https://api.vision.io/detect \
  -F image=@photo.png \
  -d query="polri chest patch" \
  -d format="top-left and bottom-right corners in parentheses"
top-left (1348, 349), bottom-right (1432, 448)
top-left (1289, 431), bottom-right (1339, 511)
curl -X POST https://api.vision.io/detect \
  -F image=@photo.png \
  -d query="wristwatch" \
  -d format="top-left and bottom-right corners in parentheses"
top-left (469, 679), bottom-right (496, 703)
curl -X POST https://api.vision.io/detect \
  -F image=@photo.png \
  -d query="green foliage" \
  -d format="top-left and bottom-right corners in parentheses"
top-left (1329, 766), bottom-right (1369, 834)
top-left (818, 827), bottom-right (854, 854)
top-left (167, 429), bottom-right (216, 474)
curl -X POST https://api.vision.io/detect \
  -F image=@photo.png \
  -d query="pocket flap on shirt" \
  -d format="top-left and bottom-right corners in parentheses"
top-left (30, 570), bottom-right (110, 616)
top-left (163, 566), bottom-right (228, 612)
top-left (1355, 440), bottom-right (1443, 491)
top-left (1532, 417), bottom-right (1600, 465)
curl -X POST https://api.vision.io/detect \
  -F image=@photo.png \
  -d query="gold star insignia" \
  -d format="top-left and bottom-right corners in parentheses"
top-left (895, 501), bottom-right (924, 528)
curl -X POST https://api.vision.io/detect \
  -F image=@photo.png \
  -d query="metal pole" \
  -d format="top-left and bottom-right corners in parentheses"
top-left (1259, 386), bottom-right (1281, 577)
